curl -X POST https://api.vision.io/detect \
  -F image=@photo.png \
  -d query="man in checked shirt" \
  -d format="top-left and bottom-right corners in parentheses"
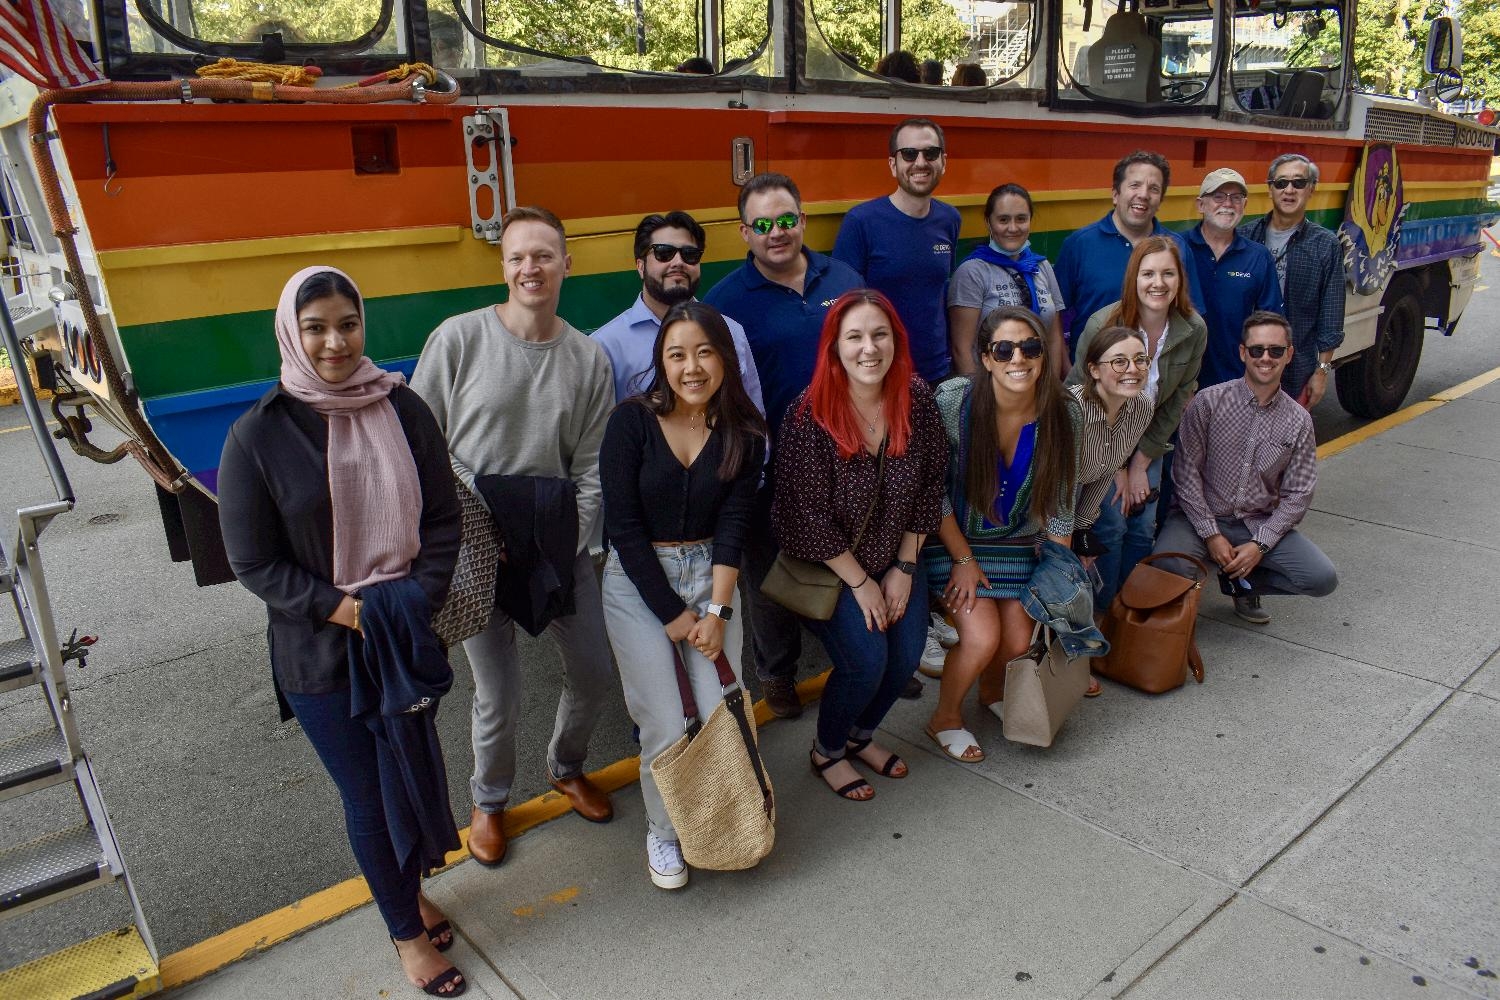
top-left (1152, 310), bottom-right (1338, 624)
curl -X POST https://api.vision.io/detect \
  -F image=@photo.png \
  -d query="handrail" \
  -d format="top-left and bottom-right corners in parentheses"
top-left (1, 302), bottom-right (75, 507)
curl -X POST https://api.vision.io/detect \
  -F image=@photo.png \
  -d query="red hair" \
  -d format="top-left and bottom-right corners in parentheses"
top-left (802, 290), bottom-right (916, 459)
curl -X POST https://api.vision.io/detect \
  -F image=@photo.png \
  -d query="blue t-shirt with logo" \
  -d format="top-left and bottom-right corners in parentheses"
top-left (833, 196), bottom-right (961, 383)
top-left (1183, 226), bottom-right (1285, 388)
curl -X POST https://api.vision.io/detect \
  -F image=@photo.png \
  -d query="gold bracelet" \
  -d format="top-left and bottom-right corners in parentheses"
top-left (954, 554), bottom-right (975, 566)
top-left (352, 598), bottom-right (362, 633)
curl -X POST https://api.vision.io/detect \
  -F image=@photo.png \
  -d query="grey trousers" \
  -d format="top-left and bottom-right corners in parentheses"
top-left (463, 549), bottom-right (614, 812)
top-left (1153, 511), bottom-right (1339, 597)
top-left (600, 543), bottom-right (745, 842)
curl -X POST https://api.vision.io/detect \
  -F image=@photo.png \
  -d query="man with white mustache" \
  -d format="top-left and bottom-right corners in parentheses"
top-left (1153, 311), bottom-right (1337, 625)
top-left (1183, 168), bottom-right (1284, 389)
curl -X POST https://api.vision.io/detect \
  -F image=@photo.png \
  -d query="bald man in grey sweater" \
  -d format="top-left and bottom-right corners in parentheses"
top-left (412, 207), bottom-right (616, 865)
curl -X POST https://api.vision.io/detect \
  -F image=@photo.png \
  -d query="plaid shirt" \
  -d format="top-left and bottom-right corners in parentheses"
top-left (1239, 215), bottom-right (1346, 396)
top-left (1173, 380), bottom-right (1317, 548)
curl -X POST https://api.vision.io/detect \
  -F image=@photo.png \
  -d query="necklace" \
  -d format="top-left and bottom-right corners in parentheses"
top-left (851, 397), bottom-right (883, 434)
top-left (683, 407), bottom-right (707, 431)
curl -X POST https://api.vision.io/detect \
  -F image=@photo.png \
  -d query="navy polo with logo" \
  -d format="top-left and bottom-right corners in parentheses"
top-left (1183, 225), bottom-right (1285, 388)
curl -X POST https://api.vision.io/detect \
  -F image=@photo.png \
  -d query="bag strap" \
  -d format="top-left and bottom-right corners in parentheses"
top-left (1187, 637), bottom-right (1205, 683)
top-left (848, 436), bottom-right (887, 554)
top-left (668, 647), bottom-right (774, 817)
top-left (1138, 550), bottom-right (1213, 583)
top-left (724, 687), bottom-right (775, 817)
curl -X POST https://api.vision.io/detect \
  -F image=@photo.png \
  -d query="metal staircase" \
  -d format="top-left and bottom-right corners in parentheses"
top-left (0, 302), bottom-right (159, 998)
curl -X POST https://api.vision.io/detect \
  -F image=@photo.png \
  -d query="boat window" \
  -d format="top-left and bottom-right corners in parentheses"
top-left (805, 0), bottom-right (1039, 89)
top-left (131, 0), bottom-right (397, 50)
top-left (1058, 0), bottom-right (1217, 110)
top-left (1227, 4), bottom-right (1343, 119)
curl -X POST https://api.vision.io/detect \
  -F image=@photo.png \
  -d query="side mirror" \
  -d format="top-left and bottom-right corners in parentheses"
top-left (1424, 16), bottom-right (1462, 75)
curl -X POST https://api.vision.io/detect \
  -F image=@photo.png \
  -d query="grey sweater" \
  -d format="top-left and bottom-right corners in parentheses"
top-left (411, 306), bottom-right (614, 552)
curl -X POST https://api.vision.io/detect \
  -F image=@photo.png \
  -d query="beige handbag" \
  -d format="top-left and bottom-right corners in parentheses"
top-left (1001, 623), bottom-right (1090, 747)
top-left (651, 648), bottom-right (775, 871)
top-left (431, 479), bottom-right (501, 647)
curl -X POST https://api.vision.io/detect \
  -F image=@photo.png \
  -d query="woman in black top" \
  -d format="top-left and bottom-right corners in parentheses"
top-left (600, 300), bottom-right (767, 890)
top-left (218, 268), bottom-right (464, 997)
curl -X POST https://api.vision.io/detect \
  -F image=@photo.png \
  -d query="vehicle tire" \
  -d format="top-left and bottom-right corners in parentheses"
top-left (1335, 279), bottom-right (1424, 419)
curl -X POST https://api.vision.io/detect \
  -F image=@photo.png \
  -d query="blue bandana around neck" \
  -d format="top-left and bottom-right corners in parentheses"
top-left (964, 240), bottom-right (1045, 314)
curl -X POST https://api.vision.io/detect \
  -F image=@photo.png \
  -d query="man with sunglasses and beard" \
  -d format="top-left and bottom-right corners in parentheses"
top-left (704, 173), bottom-right (863, 718)
top-left (1239, 154), bottom-right (1345, 409)
top-left (1153, 311), bottom-right (1337, 625)
top-left (833, 117), bottom-right (961, 385)
top-left (593, 211), bottom-right (765, 412)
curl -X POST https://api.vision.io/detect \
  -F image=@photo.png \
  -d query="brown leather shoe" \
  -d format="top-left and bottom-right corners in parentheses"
top-left (549, 773), bottom-right (613, 823)
top-left (467, 807), bottom-right (507, 867)
top-left (762, 676), bottom-right (803, 718)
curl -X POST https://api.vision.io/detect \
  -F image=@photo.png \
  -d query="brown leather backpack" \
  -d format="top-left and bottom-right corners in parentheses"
top-left (1096, 552), bottom-right (1209, 694)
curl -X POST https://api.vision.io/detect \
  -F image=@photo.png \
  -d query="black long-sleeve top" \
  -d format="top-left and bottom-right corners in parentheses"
top-left (600, 401), bottom-right (764, 624)
top-left (218, 384), bottom-right (461, 704)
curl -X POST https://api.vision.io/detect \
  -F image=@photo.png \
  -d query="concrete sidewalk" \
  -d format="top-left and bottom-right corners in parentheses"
top-left (170, 384), bottom-right (1500, 1000)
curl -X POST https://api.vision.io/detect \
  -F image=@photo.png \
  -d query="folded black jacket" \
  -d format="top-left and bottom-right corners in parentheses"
top-left (475, 474), bottom-right (578, 636)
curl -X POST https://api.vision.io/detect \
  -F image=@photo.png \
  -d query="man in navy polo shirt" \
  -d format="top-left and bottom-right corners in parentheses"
top-left (704, 172), bottom-right (863, 719)
top-left (833, 117), bottom-right (960, 384)
top-left (1184, 168), bottom-right (1284, 388)
top-left (1055, 150), bottom-right (1190, 357)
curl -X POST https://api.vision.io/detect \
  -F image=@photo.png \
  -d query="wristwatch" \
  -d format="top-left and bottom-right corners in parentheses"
top-left (1317, 361), bottom-right (1334, 374)
top-left (894, 559), bottom-right (917, 576)
top-left (1255, 541), bottom-right (1270, 555)
top-left (706, 603), bottom-right (734, 622)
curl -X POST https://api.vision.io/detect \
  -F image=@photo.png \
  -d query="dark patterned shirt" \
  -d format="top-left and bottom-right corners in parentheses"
top-left (1173, 379), bottom-right (1317, 548)
top-left (772, 376), bottom-right (947, 575)
top-left (1239, 214), bottom-right (1346, 396)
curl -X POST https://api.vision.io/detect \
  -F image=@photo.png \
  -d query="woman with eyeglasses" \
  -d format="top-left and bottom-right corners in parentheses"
top-left (1066, 235), bottom-right (1207, 614)
top-left (600, 300), bottom-right (767, 888)
top-left (771, 289), bottom-right (946, 800)
top-left (923, 306), bottom-right (1076, 763)
top-left (948, 183), bottom-right (1068, 379)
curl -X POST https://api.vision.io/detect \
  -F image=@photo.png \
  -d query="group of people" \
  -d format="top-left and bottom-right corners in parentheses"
top-left (872, 51), bottom-right (989, 88)
top-left (217, 121), bottom-right (1343, 997)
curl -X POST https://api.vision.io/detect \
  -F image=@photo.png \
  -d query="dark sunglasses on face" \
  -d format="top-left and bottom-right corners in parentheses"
top-left (748, 212), bottom-right (799, 235)
top-left (1105, 354), bottom-right (1152, 372)
top-left (1245, 344), bottom-right (1288, 359)
top-left (1270, 177), bottom-right (1311, 190)
top-left (896, 146), bottom-right (944, 163)
top-left (647, 243), bottom-right (704, 264)
top-left (988, 338), bottom-right (1045, 362)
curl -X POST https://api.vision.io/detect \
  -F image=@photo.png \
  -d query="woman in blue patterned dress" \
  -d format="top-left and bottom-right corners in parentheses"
top-left (923, 306), bottom-right (1076, 763)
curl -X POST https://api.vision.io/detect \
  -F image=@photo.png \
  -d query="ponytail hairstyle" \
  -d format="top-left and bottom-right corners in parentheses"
top-left (802, 289), bottom-right (916, 459)
top-left (638, 300), bottom-right (768, 481)
top-left (965, 306), bottom-right (1076, 524)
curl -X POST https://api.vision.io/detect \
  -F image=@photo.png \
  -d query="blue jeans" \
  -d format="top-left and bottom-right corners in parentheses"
top-left (805, 564), bottom-right (929, 759)
top-left (285, 688), bottom-right (423, 941)
top-left (1091, 455), bottom-right (1163, 612)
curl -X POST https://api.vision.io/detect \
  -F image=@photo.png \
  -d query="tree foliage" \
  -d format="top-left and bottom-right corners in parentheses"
top-left (812, 0), bottom-right (968, 68)
top-left (1351, 0), bottom-right (1446, 96)
top-left (1456, 0), bottom-right (1500, 106)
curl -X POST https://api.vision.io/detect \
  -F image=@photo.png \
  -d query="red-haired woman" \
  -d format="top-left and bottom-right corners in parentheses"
top-left (771, 290), bottom-right (947, 801)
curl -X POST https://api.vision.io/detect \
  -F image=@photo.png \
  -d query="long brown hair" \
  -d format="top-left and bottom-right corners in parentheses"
top-left (1080, 326), bottom-right (1148, 408)
top-left (1107, 235), bottom-right (1195, 330)
top-left (964, 306), bottom-right (1075, 525)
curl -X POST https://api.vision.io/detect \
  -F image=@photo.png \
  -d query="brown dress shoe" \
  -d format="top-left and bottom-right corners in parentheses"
top-left (549, 773), bottom-right (613, 823)
top-left (762, 676), bottom-right (803, 718)
top-left (467, 807), bottom-right (507, 867)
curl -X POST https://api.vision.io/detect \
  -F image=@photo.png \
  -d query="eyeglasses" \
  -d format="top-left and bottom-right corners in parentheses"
top-left (647, 243), bottom-right (704, 264)
top-left (987, 338), bottom-right (1044, 362)
top-left (1270, 177), bottom-right (1311, 190)
top-left (1244, 344), bottom-right (1288, 359)
top-left (1208, 191), bottom-right (1247, 205)
top-left (1104, 354), bottom-right (1152, 372)
top-left (747, 212), bottom-right (800, 235)
top-left (895, 146), bottom-right (944, 163)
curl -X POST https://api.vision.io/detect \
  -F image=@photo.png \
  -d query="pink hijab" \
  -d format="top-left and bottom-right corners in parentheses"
top-left (275, 266), bottom-right (422, 595)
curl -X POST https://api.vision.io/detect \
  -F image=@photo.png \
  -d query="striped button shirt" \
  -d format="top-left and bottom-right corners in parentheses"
top-left (1066, 383), bottom-right (1155, 530)
top-left (1172, 379), bottom-right (1317, 548)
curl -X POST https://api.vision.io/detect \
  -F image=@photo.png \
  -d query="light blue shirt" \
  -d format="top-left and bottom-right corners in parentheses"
top-left (591, 294), bottom-right (766, 415)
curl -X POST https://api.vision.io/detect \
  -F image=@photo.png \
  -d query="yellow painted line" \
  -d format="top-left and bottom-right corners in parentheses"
top-left (1430, 363), bottom-right (1500, 401)
top-left (1317, 361), bottom-right (1500, 460)
top-left (0, 420), bottom-right (57, 433)
top-left (97, 226), bottom-right (464, 271)
top-left (159, 669), bottom-right (832, 991)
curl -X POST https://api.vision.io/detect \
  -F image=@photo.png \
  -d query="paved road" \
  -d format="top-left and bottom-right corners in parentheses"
top-left (1, 249), bottom-right (1497, 968)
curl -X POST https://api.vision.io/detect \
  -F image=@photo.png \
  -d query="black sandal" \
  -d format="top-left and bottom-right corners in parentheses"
top-left (426, 920), bottom-right (454, 953)
top-left (845, 737), bottom-right (907, 778)
top-left (392, 937), bottom-right (468, 997)
top-left (810, 750), bottom-right (873, 801)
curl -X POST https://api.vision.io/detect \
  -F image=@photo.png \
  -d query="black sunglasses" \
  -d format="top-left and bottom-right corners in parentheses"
top-left (748, 212), bottom-right (799, 235)
top-left (1245, 344), bottom-right (1288, 359)
top-left (896, 146), bottom-right (944, 163)
top-left (1270, 178), bottom-right (1311, 190)
top-left (988, 338), bottom-right (1045, 362)
top-left (647, 243), bottom-right (704, 264)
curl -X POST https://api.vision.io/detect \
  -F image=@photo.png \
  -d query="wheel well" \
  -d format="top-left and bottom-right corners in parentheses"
top-left (1391, 265), bottom-right (1446, 327)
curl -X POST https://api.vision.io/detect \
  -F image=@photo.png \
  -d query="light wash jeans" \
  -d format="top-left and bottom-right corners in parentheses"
top-left (1090, 454), bottom-right (1163, 612)
top-left (601, 542), bottom-right (745, 843)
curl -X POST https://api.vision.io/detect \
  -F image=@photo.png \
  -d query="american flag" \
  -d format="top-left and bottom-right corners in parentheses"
top-left (0, 0), bottom-right (104, 90)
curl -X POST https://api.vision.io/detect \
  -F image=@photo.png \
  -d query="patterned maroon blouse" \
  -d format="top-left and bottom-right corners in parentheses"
top-left (772, 376), bottom-right (947, 575)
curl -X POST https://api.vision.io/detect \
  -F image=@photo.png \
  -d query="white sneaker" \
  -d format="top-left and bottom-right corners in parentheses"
top-left (918, 633), bottom-right (948, 678)
top-left (929, 614), bottom-right (959, 648)
top-left (647, 832), bottom-right (688, 889)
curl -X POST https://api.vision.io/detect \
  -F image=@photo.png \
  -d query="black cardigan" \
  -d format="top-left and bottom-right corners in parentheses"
top-left (218, 384), bottom-right (461, 705)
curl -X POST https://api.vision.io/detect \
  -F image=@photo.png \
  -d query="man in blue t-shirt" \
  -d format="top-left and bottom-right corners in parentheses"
top-left (703, 172), bottom-right (863, 719)
top-left (832, 117), bottom-right (960, 384)
top-left (1055, 150), bottom-right (1190, 358)
top-left (1183, 168), bottom-right (1284, 388)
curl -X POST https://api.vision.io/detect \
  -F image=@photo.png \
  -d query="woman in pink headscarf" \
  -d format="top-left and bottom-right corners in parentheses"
top-left (218, 268), bottom-right (465, 997)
